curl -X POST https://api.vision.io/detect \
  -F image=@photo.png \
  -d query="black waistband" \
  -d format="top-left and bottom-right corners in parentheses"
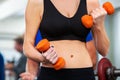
top-left (37, 67), bottom-right (95, 80)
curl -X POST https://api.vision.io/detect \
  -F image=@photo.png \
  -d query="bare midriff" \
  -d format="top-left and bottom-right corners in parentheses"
top-left (42, 40), bottom-right (93, 68)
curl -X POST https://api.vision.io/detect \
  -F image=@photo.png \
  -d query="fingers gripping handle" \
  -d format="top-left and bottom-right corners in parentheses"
top-left (81, 2), bottom-right (115, 28)
top-left (36, 39), bottom-right (65, 70)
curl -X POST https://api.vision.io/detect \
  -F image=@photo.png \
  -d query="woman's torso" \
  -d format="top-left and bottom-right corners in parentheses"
top-left (45, 40), bottom-right (92, 68)
top-left (39, 0), bottom-right (93, 68)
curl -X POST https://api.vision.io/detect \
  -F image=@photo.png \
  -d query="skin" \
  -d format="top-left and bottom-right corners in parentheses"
top-left (86, 40), bottom-right (97, 69)
top-left (20, 0), bottom-right (110, 79)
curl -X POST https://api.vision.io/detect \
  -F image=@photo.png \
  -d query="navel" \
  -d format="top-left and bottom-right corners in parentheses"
top-left (70, 54), bottom-right (74, 58)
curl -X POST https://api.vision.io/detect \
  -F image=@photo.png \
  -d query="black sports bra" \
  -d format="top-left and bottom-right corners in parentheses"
top-left (39, 0), bottom-right (90, 42)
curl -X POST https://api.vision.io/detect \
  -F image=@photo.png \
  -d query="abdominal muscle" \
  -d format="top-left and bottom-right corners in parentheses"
top-left (42, 40), bottom-right (93, 68)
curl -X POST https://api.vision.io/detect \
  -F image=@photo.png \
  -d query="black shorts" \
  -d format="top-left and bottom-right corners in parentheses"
top-left (37, 67), bottom-right (95, 80)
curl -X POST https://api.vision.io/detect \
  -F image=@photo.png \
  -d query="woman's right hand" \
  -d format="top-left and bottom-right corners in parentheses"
top-left (90, 7), bottom-right (107, 27)
top-left (42, 46), bottom-right (58, 64)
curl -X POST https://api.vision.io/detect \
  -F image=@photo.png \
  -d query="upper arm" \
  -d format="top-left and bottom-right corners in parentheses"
top-left (87, 0), bottom-right (100, 14)
top-left (24, 0), bottom-right (43, 45)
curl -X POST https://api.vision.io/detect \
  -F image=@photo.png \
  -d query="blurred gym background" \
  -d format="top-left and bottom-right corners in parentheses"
top-left (0, 0), bottom-right (120, 80)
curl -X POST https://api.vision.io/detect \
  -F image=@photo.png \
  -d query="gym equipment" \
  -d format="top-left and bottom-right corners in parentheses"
top-left (81, 2), bottom-right (115, 28)
top-left (35, 31), bottom-right (120, 78)
top-left (96, 58), bottom-right (120, 80)
top-left (35, 30), bottom-right (65, 70)
top-left (18, 58), bottom-right (120, 80)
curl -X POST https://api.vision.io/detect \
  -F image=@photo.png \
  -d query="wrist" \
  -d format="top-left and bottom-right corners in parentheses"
top-left (92, 23), bottom-right (105, 31)
top-left (39, 53), bottom-right (46, 62)
top-left (41, 54), bottom-right (51, 64)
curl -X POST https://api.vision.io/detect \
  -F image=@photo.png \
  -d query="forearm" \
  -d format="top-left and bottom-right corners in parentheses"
top-left (26, 58), bottom-right (40, 77)
top-left (23, 41), bottom-right (45, 63)
top-left (91, 23), bottom-right (110, 56)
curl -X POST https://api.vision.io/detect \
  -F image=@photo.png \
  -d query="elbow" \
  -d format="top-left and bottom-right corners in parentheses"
top-left (23, 43), bottom-right (28, 57)
top-left (98, 47), bottom-right (109, 57)
top-left (23, 42), bottom-right (32, 58)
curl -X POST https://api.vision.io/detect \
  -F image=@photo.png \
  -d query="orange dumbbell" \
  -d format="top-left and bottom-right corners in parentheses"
top-left (35, 39), bottom-right (65, 70)
top-left (81, 2), bottom-right (115, 28)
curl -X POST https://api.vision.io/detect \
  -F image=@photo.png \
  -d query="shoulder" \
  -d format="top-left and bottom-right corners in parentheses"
top-left (28, 0), bottom-right (43, 5)
top-left (87, 0), bottom-right (100, 13)
top-left (26, 0), bottom-right (44, 17)
top-left (26, 0), bottom-right (43, 12)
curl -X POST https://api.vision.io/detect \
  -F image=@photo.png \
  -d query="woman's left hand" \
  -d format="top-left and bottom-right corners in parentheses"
top-left (90, 7), bottom-right (107, 26)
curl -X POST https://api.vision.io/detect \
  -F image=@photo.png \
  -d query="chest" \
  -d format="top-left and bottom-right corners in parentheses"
top-left (49, 0), bottom-right (80, 18)
top-left (39, 0), bottom-right (90, 40)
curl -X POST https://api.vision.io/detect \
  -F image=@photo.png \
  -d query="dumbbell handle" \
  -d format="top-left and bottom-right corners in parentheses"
top-left (95, 69), bottom-right (120, 75)
top-left (107, 67), bottom-right (120, 77)
top-left (81, 2), bottom-right (115, 28)
top-left (114, 69), bottom-right (120, 76)
top-left (95, 68), bottom-right (120, 79)
top-left (36, 39), bottom-right (65, 70)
